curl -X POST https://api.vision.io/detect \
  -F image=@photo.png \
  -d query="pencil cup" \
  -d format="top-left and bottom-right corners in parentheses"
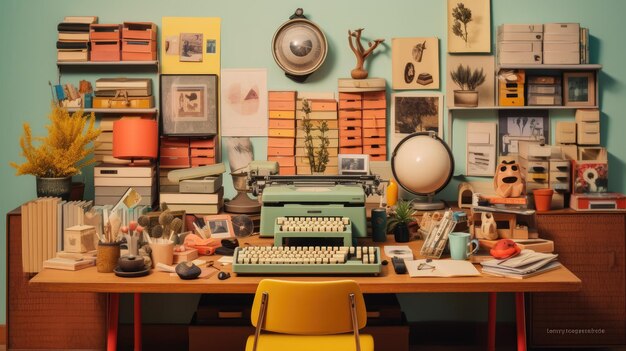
top-left (448, 232), bottom-right (479, 260)
top-left (149, 242), bottom-right (175, 268)
top-left (371, 208), bottom-right (388, 242)
top-left (96, 242), bottom-right (121, 273)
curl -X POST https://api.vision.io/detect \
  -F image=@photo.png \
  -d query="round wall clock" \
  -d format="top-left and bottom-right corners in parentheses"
top-left (271, 8), bottom-right (328, 82)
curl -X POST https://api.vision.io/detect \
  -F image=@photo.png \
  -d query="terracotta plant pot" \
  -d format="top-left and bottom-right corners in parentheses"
top-left (533, 189), bottom-right (554, 212)
top-left (36, 176), bottom-right (72, 200)
top-left (453, 90), bottom-right (479, 107)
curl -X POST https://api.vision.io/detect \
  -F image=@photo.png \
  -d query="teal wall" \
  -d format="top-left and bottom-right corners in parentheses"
top-left (2, 0), bottom-right (626, 325)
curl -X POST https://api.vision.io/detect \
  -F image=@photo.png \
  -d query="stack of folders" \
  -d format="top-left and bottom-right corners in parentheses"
top-left (160, 174), bottom-right (224, 215)
top-left (57, 16), bottom-right (98, 62)
top-left (481, 250), bottom-right (561, 279)
top-left (20, 198), bottom-right (92, 273)
top-left (94, 164), bottom-right (157, 207)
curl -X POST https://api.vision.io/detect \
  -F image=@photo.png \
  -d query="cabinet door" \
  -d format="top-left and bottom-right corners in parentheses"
top-left (531, 213), bottom-right (626, 347)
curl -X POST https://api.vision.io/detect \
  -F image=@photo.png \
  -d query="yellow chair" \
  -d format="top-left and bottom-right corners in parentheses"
top-left (245, 279), bottom-right (374, 351)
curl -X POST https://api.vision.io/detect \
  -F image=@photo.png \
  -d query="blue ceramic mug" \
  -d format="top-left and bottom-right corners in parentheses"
top-left (448, 232), bottom-right (479, 260)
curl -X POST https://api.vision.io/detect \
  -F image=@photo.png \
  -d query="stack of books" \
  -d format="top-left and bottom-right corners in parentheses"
top-left (295, 92), bottom-right (339, 175)
top-left (93, 77), bottom-right (154, 109)
top-left (481, 250), bottom-right (561, 279)
top-left (94, 164), bottom-right (157, 207)
top-left (57, 16), bottom-right (98, 62)
top-left (267, 91), bottom-right (297, 175)
top-left (160, 175), bottom-right (224, 215)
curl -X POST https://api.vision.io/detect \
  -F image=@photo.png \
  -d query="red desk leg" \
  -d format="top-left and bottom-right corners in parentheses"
top-left (515, 292), bottom-right (527, 351)
top-left (488, 292), bottom-right (497, 351)
top-left (107, 293), bottom-right (120, 351)
top-left (134, 293), bottom-right (142, 351)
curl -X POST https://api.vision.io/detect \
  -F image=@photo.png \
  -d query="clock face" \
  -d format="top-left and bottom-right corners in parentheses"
top-left (272, 18), bottom-right (327, 77)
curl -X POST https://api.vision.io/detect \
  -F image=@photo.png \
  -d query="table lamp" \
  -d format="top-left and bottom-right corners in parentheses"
top-left (112, 118), bottom-right (158, 165)
top-left (391, 131), bottom-right (454, 210)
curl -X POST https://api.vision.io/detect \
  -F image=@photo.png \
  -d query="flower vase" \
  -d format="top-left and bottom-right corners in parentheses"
top-left (36, 176), bottom-right (72, 200)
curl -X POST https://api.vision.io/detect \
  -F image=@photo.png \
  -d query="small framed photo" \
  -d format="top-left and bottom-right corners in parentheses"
top-left (203, 215), bottom-right (234, 239)
top-left (161, 74), bottom-right (218, 136)
top-left (563, 72), bottom-right (596, 107)
top-left (338, 154), bottom-right (369, 175)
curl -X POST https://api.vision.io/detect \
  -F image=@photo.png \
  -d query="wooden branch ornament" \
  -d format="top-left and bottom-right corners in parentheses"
top-left (348, 28), bottom-right (384, 79)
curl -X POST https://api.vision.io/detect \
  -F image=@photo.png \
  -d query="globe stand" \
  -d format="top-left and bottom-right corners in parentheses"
top-left (409, 195), bottom-right (446, 211)
top-left (224, 173), bottom-right (261, 214)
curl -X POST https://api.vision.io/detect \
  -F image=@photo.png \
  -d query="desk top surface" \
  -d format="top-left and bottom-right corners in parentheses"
top-left (30, 237), bottom-right (581, 294)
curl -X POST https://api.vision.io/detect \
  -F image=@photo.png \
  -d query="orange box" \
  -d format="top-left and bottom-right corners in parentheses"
top-left (363, 128), bottom-right (386, 138)
top-left (160, 147), bottom-right (189, 157)
top-left (339, 92), bottom-right (362, 101)
top-left (268, 147), bottom-right (295, 156)
top-left (268, 156), bottom-right (295, 167)
top-left (122, 39), bottom-right (156, 53)
top-left (363, 145), bottom-right (387, 155)
top-left (369, 155), bottom-right (387, 161)
top-left (191, 157), bottom-right (216, 167)
top-left (340, 128), bottom-right (362, 138)
top-left (161, 137), bottom-right (190, 148)
top-left (363, 91), bottom-right (386, 100)
top-left (91, 40), bottom-right (120, 52)
top-left (363, 136), bottom-right (386, 146)
top-left (90, 50), bottom-right (120, 61)
top-left (339, 100), bottom-right (361, 110)
top-left (90, 24), bottom-right (122, 40)
top-left (268, 138), bottom-right (294, 148)
top-left (190, 148), bottom-right (215, 158)
top-left (121, 51), bottom-right (157, 61)
top-left (269, 110), bottom-right (295, 119)
top-left (268, 101), bottom-right (295, 111)
top-left (269, 119), bottom-right (295, 129)
top-left (363, 99), bottom-right (386, 109)
top-left (268, 129), bottom-right (295, 138)
top-left (362, 119), bottom-right (386, 128)
top-left (340, 138), bottom-right (362, 147)
top-left (279, 166), bottom-right (296, 175)
top-left (122, 22), bottom-right (157, 40)
top-left (160, 157), bottom-right (190, 168)
top-left (339, 118), bottom-right (362, 128)
top-left (340, 146), bottom-right (363, 154)
top-left (362, 109), bottom-right (386, 119)
top-left (338, 110), bottom-right (361, 119)
top-left (190, 138), bottom-right (216, 148)
top-left (310, 100), bottom-right (337, 111)
top-left (268, 91), bottom-right (297, 102)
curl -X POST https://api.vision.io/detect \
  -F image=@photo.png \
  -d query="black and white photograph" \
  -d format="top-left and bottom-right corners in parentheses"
top-left (179, 33), bottom-right (203, 62)
top-left (338, 154), bottom-right (369, 175)
top-left (498, 109), bottom-right (549, 155)
top-left (205, 215), bottom-right (234, 238)
top-left (391, 93), bottom-right (443, 147)
top-left (564, 72), bottom-right (595, 106)
top-left (161, 74), bottom-right (218, 136)
top-left (206, 39), bottom-right (216, 53)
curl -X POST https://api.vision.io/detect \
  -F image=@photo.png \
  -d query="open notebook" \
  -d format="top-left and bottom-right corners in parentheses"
top-left (406, 259), bottom-right (480, 278)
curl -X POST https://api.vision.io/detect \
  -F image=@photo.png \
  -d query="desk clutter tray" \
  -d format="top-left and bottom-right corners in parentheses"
top-left (232, 245), bottom-right (381, 275)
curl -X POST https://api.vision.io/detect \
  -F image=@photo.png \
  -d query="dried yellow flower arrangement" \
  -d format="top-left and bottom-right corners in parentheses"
top-left (11, 105), bottom-right (101, 178)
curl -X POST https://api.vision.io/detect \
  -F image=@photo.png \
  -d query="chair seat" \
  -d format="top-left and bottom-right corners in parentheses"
top-left (245, 333), bottom-right (374, 351)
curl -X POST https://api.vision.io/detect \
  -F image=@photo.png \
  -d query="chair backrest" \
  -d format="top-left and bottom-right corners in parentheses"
top-left (250, 279), bottom-right (367, 335)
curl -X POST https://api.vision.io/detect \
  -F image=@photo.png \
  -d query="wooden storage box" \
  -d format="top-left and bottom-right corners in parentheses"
top-left (122, 22), bottom-right (157, 40)
top-left (362, 99), bottom-right (386, 109)
top-left (90, 49), bottom-right (120, 61)
top-left (160, 147), bottom-right (189, 157)
top-left (268, 91), bottom-right (296, 101)
top-left (339, 110), bottom-right (361, 119)
top-left (577, 121), bottom-right (600, 145)
top-left (161, 137), bottom-right (190, 148)
top-left (339, 118), bottom-right (362, 128)
top-left (190, 148), bottom-right (215, 158)
top-left (121, 51), bottom-right (157, 61)
top-left (339, 137), bottom-right (362, 147)
top-left (362, 109), bottom-right (386, 119)
top-left (338, 99), bottom-right (362, 109)
top-left (90, 24), bottom-right (121, 40)
top-left (339, 127), bottom-right (362, 138)
top-left (363, 119), bottom-right (386, 128)
top-left (363, 144), bottom-right (387, 155)
top-left (363, 136), bottom-right (386, 146)
top-left (189, 138), bottom-right (216, 148)
top-left (339, 146), bottom-right (363, 154)
top-left (191, 157), bottom-right (216, 167)
top-left (556, 121), bottom-right (577, 144)
top-left (363, 128), bottom-right (386, 138)
top-left (268, 119), bottom-right (295, 129)
top-left (309, 99), bottom-right (337, 111)
top-left (64, 225), bottom-right (97, 253)
top-left (93, 96), bottom-right (154, 108)
top-left (338, 92), bottom-right (362, 101)
top-left (122, 39), bottom-right (156, 53)
top-left (160, 156), bottom-right (191, 168)
top-left (268, 129), bottom-right (295, 138)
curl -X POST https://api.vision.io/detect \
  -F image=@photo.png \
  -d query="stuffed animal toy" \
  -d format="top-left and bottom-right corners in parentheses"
top-left (493, 160), bottom-right (525, 198)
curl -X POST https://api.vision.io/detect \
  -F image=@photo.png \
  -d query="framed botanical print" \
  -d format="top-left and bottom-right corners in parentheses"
top-left (447, 0), bottom-right (491, 53)
top-left (161, 74), bottom-right (218, 136)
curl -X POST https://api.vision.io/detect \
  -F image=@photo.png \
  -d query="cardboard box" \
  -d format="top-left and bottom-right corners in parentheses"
top-left (161, 137), bottom-right (190, 148)
top-left (497, 24), bottom-right (543, 33)
top-left (561, 144), bottom-right (578, 160)
top-left (575, 108), bottom-right (600, 122)
top-left (518, 141), bottom-right (551, 159)
top-left (577, 122), bottom-right (600, 145)
top-left (191, 157), bottom-right (215, 167)
top-left (340, 146), bottom-right (363, 154)
top-left (121, 51), bottom-right (157, 61)
top-left (64, 225), bottom-right (97, 253)
top-left (363, 128), bottom-right (386, 138)
top-left (338, 100), bottom-right (362, 109)
top-left (578, 147), bottom-right (607, 161)
top-left (544, 23), bottom-right (580, 35)
top-left (339, 118), bottom-right (362, 128)
top-left (90, 24), bottom-right (121, 40)
top-left (190, 148), bottom-right (215, 158)
top-left (122, 22), bottom-right (157, 40)
top-left (122, 39), bottom-right (156, 53)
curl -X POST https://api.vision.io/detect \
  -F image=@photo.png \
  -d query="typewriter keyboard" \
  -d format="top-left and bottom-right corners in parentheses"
top-left (232, 246), bottom-right (381, 275)
top-left (276, 216), bottom-right (351, 232)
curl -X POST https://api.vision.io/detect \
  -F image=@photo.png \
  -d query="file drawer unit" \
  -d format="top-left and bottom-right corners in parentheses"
top-left (549, 160), bottom-right (570, 209)
top-left (575, 109), bottom-right (600, 145)
top-left (268, 91), bottom-right (297, 175)
top-left (338, 92), bottom-right (363, 154)
top-left (556, 121), bottom-right (577, 144)
top-left (361, 91), bottom-right (387, 161)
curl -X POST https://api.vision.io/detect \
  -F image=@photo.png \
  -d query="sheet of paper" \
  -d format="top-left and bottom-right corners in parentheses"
top-left (383, 245), bottom-right (414, 260)
top-left (406, 259), bottom-right (480, 277)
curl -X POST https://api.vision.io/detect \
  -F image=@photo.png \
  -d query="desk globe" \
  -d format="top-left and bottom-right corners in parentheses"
top-left (391, 131), bottom-right (454, 210)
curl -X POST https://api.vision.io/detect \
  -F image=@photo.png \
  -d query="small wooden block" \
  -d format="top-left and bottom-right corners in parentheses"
top-left (64, 225), bottom-right (97, 253)
top-left (173, 249), bottom-right (199, 264)
top-left (269, 110), bottom-right (296, 119)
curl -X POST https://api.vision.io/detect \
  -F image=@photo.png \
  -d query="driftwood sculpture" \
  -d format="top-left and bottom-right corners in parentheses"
top-left (348, 28), bottom-right (384, 79)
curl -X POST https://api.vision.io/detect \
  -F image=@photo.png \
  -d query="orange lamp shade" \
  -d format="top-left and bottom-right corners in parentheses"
top-left (112, 119), bottom-right (158, 159)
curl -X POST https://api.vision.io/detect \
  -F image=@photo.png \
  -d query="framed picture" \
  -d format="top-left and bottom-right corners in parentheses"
top-left (203, 215), bottom-right (234, 239)
top-left (161, 74), bottom-right (218, 136)
top-left (391, 37), bottom-right (440, 90)
top-left (161, 17), bottom-right (221, 74)
top-left (498, 109), bottom-right (549, 156)
top-left (390, 93), bottom-right (444, 147)
top-left (338, 154), bottom-right (369, 175)
top-left (446, 54), bottom-right (495, 107)
top-left (447, 0), bottom-right (491, 53)
top-left (563, 72), bottom-right (596, 106)
top-left (220, 68), bottom-right (268, 136)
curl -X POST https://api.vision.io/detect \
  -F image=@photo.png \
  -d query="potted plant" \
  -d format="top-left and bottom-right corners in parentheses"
top-left (10, 105), bottom-right (101, 200)
top-left (387, 200), bottom-right (417, 243)
top-left (450, 64), bottom-right (486, 107)
top-left (301, 99), bottom-right (330, 174)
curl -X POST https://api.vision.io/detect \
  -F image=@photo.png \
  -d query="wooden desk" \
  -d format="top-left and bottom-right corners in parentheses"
top-left (30, 237), bottom-right (581, 351)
